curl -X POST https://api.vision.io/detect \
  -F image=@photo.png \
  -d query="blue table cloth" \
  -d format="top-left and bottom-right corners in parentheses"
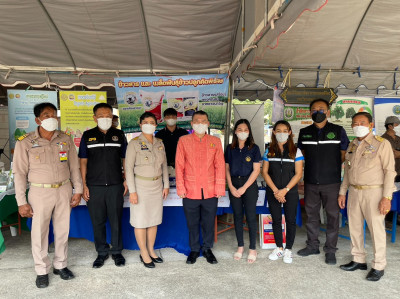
top-left (26, 194), bottom-right (304, 255)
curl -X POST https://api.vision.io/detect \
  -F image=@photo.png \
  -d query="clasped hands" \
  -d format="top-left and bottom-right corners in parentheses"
top-left (273, 189), bottom-right (287, 203)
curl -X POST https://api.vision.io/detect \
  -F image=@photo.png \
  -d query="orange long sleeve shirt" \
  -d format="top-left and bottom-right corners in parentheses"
top-left (175, 133), bottom-right (226, 199)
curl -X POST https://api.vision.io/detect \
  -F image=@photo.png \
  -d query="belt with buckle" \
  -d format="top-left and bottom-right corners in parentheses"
top-left (232, 176), bottom-right (249, 179)
top-left (135, 175), bottom-right (161, 181)
top-left (350, 184), bottom-right (383, 190)
top-left (30, 179), bottom-right (70, 189)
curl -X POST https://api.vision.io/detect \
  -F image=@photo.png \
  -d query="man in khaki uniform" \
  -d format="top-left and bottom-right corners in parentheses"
top-left (338, 112), bottom-right (396, 281)
top-left (13, 102), bottom-right (83, 288)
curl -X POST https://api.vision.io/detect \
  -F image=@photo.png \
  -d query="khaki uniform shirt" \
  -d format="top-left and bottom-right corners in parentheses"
top-left (339, 133), bottom-right (396, 198)
top-left (381, 132), bottom-right (400, 176)
top-left (13, 128), bottom-right (83, 206)
top-left (125, 134), bottom-right (169, 193)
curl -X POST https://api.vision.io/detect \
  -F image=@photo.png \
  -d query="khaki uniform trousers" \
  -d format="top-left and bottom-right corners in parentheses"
top-left (347, 186), bottom-right (386, 270)
top-left (29, 182), bottom-right (72, 275)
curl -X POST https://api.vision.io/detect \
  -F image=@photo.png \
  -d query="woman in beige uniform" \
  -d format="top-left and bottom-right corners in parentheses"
top-left (125, 112), bottom-right (169, 268)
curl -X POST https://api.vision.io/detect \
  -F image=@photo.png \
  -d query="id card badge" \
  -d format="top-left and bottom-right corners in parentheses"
top-left (59, 151), bottom-right (68, 162)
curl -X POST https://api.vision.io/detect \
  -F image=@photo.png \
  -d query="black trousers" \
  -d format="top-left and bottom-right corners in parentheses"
top-left (229, 177), bottom-right (258, 250)
top-left (87, 184), bottom-right (124, 255)
top-left (267, 190), bottom-right (298, 249)
top-left (183, 197), bottom-right (218, 252)
top-left (304, 183), bottom-right (341, 253)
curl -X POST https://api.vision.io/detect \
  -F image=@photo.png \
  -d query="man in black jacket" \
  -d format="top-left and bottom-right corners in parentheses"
top-left (79, 103), bottom-right (128, 268)
top-left (297, 99), bottom-right (349, 265)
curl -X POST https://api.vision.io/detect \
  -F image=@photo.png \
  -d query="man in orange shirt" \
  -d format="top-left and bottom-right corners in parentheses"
top-left (175, 111), bottom-right (225, 264)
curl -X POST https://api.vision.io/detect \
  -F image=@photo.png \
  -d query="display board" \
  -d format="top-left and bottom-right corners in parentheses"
top-left (7, 90), bottom-right (57, 154)
top-left (59, 91), bottom-right (107, 148)
top-left (114, 75), bottom-right (229, 132)
top-left (330, 96), bottom-right (374, 140)
top-left (374, 97), bottom-right (400, 135)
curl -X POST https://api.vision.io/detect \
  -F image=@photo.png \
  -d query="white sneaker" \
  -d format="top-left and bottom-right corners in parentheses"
top-left (283, 249), bottom-right (293, 264)
top-left (268, 248), bottom-right (284, 261)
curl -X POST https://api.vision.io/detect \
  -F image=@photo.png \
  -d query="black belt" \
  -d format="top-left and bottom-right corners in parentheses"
top-left (231, 176), bottom-right (249, 179)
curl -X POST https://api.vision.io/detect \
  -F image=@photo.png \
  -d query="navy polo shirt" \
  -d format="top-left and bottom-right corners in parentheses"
top-left (78, 126), bottom-right (127, 186)
top-left (225, 144), bottom-right (262, 177)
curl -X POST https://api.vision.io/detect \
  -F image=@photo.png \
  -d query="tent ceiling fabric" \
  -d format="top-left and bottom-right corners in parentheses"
top-left (0, 0), bottom-right (241, 86)
top-left (1, 0), bottom-right (400, 92)
top-left (238, 0), bottom-right (400, 90)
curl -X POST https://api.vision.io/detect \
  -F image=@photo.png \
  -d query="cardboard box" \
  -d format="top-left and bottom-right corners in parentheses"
top-left (259, 214), bottom-right (286, 249)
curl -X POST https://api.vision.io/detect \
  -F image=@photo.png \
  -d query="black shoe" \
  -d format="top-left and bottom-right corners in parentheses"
top-left (112, 254), bottom-right (126, 267)
top-left (297, 247), bottom-right (320, 256)
top-left (36, 274), bottom-right (49, 288)
top-left (53, 267), bottom-right (75, 280)
top-left (186, 251), bottom-right (200, 264)
top-left (366, 268), bottom-right (384, 281)
top-left (202, 249), bottom-right (218, 264)
top-left (93, 254), bottom-right (109, 268)
top-left (325, 253), bottom-right (337, 265)
top-left (140, 255), bottom-right (155, 268)
top-left (150, 256), bottom-right (164, 263)
top-left (340, 261), bottom-right (368, 271)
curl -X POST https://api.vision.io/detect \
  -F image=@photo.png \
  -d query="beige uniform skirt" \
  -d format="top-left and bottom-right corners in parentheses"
top-left (130, 176), bottom-right (163, 228)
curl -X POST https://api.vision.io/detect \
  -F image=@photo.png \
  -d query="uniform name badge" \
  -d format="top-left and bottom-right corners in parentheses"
top-left (59, 151), bottom-right (68, 162)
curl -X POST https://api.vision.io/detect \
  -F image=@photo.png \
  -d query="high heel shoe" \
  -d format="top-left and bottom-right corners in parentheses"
top-left (150, 256), bottom-right (163, 263)
top-left (140, 255), bottom-right (155, 268)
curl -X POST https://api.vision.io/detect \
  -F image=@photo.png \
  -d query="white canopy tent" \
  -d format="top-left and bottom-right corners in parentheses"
top-left (1, 0), bottom-right (400, 100)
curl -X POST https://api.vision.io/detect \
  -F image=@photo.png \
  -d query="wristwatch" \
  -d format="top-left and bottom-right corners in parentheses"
top-left (384, 196), bottom-right (392, 201)
top-left (285, 187), bottom-right (290, 192)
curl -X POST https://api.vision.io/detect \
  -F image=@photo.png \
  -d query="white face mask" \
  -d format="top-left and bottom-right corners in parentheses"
top-left (97, 117), bottom-right (112, 131)
top-left (192, 123), bottom-right (208, 135)
top-left (142, 124), bottom-right (156, 135)
top-left (165, 119), bottom-right (177, 126)
top-left (40, 118), bottom-right (58, 132)
top-left (275, 132), bottom-right (289, 143)
top-left (353, 125), bottom-right (370, 138)
top-left (236, 132), bottom-right (249, 141)
top-left (112, 121), bottom-right (119, 128)
top-left (394, 125), bottom-right (400, 136)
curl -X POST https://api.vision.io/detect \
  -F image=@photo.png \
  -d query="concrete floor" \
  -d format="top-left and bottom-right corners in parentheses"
top-left (1, 220), bottom-right (400, 299)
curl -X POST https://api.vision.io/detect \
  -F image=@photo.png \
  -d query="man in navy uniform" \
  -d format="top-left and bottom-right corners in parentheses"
top-left (79, 103), bottom-right (128, 268)
top-left (297, 99), bottom-right (349, 265)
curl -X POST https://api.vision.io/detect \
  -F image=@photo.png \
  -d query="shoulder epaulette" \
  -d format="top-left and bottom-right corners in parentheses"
top-left (133, 136), bottom-right (140, 140)
top-left (17, 134), bottom-right (28, 141)
top-left (375, 135), bottom-right (384, 142)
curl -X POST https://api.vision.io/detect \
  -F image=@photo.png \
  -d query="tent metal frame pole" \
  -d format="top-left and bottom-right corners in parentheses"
top-left (229, 0), bottom-right (242, 63)
top-left (139, 0), bottom-right (153, 73)
top-left (224, 78), bottom-right (233, 149)
top-left (36, 0), bottom-right (76, 70)
top-left (250, 66), bottom-right (400, 74)
top-left (341, 0), bottom-right (375, 69)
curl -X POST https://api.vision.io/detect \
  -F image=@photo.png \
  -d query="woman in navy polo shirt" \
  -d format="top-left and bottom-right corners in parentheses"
top-left (262, 120), bottom-right (304, 264)
top-left (225, 119), bottom-right (262, 263)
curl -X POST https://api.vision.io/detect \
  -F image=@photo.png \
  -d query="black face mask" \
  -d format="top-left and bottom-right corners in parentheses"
top-left (312, 111), bottom-right (326, 123)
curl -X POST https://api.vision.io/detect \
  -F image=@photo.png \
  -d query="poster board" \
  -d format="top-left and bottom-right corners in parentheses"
top-left (330, 96), bottom-right (374, 140)
top-left (259, 214), bottom-right (286, 249)
top-left (374, 97), bottom-right (400, 135)
top-left (7, 90), bottom-right (58, 154)
top-left (283, 104), bottom-right (312, 140)
top-left (114, 75), bottom-right (229, 132)
top-left (59, 91), bottom-right (107, 149)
